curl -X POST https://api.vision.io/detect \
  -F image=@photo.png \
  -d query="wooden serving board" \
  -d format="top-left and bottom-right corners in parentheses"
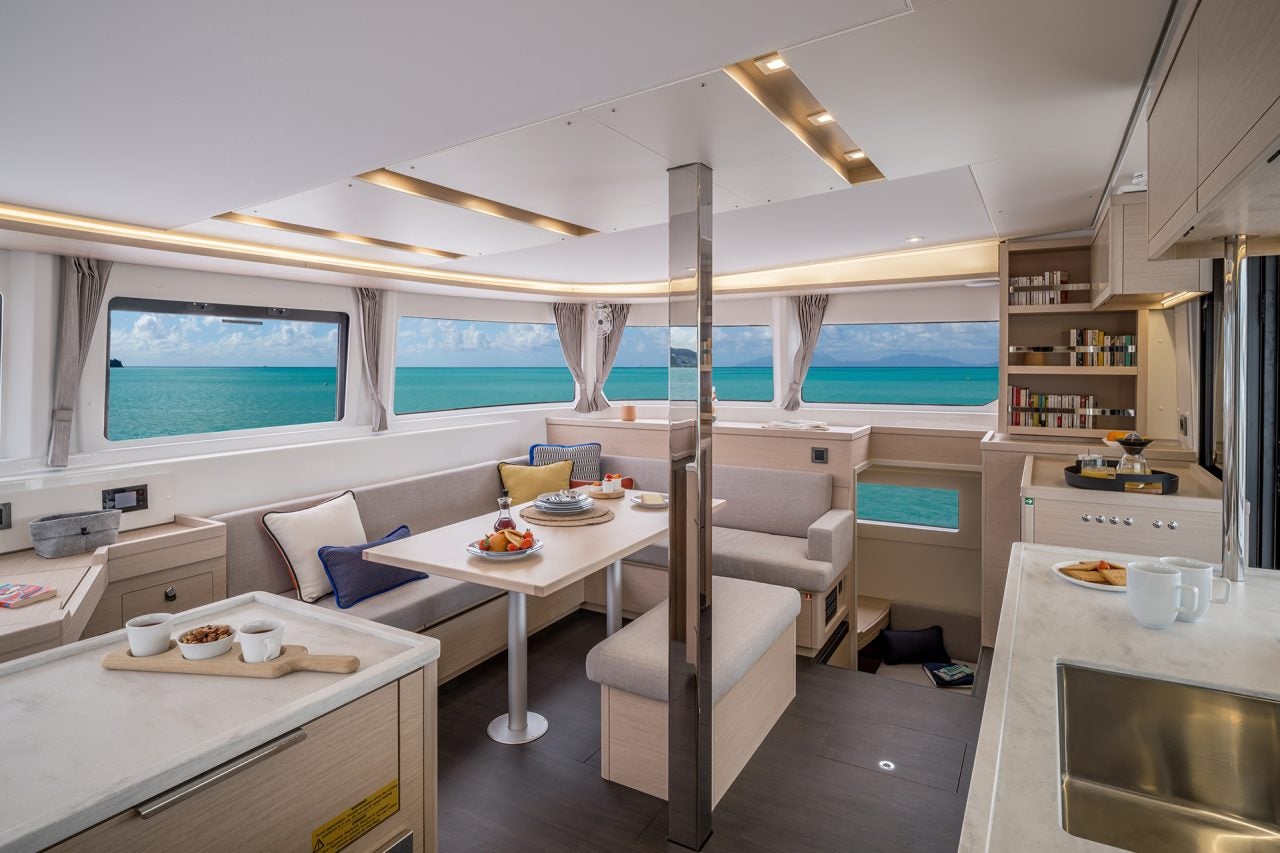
top-left (101, 642), bottom-right (360, 679)
top-left (586, 488), bottom-right (625, 500)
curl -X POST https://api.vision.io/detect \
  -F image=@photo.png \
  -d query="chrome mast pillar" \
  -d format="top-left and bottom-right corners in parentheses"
top-left (666, 162), bottom-right (713, 850)
top-left (1222, 235), bottom-right (1249, 582)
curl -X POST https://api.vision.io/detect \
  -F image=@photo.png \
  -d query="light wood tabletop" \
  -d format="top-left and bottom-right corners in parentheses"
top-left (366, 491), bottom-right (723, 598)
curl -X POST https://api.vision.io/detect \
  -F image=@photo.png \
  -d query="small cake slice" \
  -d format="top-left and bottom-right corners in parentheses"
top-left (640, 492), bottom-right (666, 506)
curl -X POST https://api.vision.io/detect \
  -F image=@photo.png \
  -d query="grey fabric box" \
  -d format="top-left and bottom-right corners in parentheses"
top-left (29, 509), bottom-right (122, 558)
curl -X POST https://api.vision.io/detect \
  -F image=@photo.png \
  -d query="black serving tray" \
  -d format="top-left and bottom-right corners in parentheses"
top-left (1063, 463), bottom-right (1180, 495)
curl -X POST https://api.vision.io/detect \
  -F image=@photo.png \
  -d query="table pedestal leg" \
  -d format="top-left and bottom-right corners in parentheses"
top-left (606, 559), bottom-right (623, 636)
top-left (487, 590), bottom-right (548, 744)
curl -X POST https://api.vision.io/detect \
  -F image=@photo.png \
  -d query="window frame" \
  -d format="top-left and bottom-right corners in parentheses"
top-left (104, 296), bottom-right (350, 441)
top-left (392, 315), bottom-right (575, 415)
top-left (603, 322), bottom-right (777, 404)
top-left (799, 320), bottom-right (999, 408)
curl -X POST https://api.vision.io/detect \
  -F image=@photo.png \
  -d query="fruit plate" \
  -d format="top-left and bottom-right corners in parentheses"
top-left (467, 539), bottom-right (544, 560)
top-left (630, 494), bottom-right (669, 509)
top-left (1051, 560), bottom-right (1127, 593)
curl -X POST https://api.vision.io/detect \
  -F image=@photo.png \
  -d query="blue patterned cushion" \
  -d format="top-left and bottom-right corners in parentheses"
top-left (529, 442), bottom-right (602, 482)
top-left (317, 526), bottom-right (425, 609)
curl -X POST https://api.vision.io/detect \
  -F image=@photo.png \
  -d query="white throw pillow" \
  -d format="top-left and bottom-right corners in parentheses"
top-left (262, 491), bottom-right (367, 603)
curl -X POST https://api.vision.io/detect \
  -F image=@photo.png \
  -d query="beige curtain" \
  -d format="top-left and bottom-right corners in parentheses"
top-left (354, 288), bottom-right (388, 432)
top-left (782, 293), bottom-right (829, 411)
top-left (553, 302), bottom-right (591, 412)
top-left (48, 257), bottom-right (112, 467)
top-left (585, 304), bottom-right (631, 412)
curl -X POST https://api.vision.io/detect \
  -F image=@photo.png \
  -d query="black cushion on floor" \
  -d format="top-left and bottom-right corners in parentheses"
top-left (881, 625), bottom-right (951, 666)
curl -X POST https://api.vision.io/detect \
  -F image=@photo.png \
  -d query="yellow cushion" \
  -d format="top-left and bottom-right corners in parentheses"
top-left (498, 460), bottom-right (573, 505)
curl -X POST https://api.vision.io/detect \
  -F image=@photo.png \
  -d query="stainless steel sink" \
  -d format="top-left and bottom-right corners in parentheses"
top-left (1058, 664), bottom-right (1280, 852)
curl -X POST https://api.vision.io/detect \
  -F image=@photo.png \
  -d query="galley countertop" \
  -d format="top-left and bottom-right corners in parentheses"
top-left (0, 591), bottom-right (439, 853)
top-left (960, 543), bottom-right (1280, 851)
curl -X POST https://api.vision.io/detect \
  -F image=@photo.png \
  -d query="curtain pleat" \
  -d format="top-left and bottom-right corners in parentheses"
top-left (553, 302), bottom-right (591, 412)
top-left (355, 287), bottom-right (388, 431)
top-left (48, 257), bottom-right (112, 467)
top-left (585, 304), bottom-right (631, 412)
top-left (782, 293), bottom-right (829, 411)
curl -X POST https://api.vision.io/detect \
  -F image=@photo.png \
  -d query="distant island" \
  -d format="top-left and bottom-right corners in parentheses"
top-left (670, 347), bottom-right (697, 367)
top-left (109, 358), bottom-right (123, 368)
top-left (736, 352), bottom-right (996, 368)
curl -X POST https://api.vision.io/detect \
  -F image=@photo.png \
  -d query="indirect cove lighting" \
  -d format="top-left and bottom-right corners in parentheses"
top-left (844, 149), bottom-right (867, 161)
top-left (754, 53), bottom-right (788, 74)
top-left (807, 111), bottom-right (835, 126)
top-left (213, 211), bottom-right (462, 260)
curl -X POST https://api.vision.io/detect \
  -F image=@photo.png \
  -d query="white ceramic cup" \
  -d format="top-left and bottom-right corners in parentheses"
top-left (1128, 562), bottom-right (1199, 630)
top-left (125, 612), bottom-right (174, 657)
top-left (238, 618), bottom-right (285, 663)
top-left (1160, 556), bottom-right (1231, 622)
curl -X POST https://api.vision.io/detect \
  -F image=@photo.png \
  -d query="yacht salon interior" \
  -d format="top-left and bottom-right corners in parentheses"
top-left (2, 1), bottom-right (1280, 851)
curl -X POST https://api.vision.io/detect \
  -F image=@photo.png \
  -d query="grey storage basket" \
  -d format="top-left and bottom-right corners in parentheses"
top-left (29, 509), bottom-right (122, 558)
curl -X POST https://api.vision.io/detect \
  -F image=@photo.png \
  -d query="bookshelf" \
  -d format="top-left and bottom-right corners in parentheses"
top-left (998, 238), bottom-right (1152, 438)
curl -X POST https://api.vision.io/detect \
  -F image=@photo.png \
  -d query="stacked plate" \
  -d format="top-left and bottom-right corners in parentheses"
top-left (533, 490), bottom-right (593, 514)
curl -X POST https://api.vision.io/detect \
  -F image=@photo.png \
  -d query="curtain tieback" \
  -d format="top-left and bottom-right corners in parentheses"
top-left (52, 408), bottom-right (73, 423)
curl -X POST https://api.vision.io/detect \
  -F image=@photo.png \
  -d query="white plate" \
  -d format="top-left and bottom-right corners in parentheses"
top-left (630, 494), bottom-right (669, 509)
top-left (534, 500), bottom-right (593, 513)
top-left (1051, 560), bottom-right (1127, 593)
top-left (467, 539), bottom-right (544, 560)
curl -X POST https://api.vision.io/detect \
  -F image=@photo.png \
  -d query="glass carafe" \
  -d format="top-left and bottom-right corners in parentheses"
top-left (494, 490), bottom-right (516, 531)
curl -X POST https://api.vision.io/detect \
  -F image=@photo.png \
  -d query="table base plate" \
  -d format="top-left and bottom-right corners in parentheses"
top-left (487, 711), bottom-right (548, 744)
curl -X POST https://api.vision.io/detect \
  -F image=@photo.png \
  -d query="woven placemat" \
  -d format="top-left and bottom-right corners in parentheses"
top-left (519, 504), bottom-right (616, 527)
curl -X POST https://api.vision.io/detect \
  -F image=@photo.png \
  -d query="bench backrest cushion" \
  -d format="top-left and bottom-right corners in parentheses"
top-left (216, 459), bottom-right (505, 597)
top-left (601, 453), bottom-right (832, 538)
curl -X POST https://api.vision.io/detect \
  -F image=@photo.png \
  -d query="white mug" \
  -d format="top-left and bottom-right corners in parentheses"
top-left (238, 618), bottom-right (285, 663)
top-left (1160, 556), bottom-right (1231, 622)
top-left (1127, 562), bottom-right (1199, 630)
top-left (126, 612), bottom-right (174, 657)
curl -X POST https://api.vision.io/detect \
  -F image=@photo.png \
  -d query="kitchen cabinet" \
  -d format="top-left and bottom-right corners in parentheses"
top-left (1092, 193), bottom-right (1208, 307)
top-left (1147, 16), bottom-right (1199, 253)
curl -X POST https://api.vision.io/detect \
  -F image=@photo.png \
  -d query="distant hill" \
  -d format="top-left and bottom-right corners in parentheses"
top-left (670, 348), bottom-right (697, 367)
top-left (735, 352), bottom-right (994, 368)
top-left (109, 358), bottom-right (124, 368)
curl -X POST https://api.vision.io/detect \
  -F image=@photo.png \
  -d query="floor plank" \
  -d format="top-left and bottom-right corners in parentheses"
top-left (437, 611), bottom-right (983, 852)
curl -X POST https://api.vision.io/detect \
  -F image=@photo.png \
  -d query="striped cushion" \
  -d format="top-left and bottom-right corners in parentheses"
top-left (530, 442), bottom-right (601, 482)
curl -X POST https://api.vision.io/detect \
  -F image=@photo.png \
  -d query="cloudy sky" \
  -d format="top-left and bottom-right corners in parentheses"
top-left (396, 318), bottom-right (566, 367)
top-left (814, 322), bottom-right (998, 365)
top-left (110, 311), bottom-right (340, 367)
top-left (613, 325), bottom-right (771, 368)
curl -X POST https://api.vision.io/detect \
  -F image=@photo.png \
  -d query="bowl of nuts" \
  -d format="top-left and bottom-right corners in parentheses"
top-left (177, 624), bottom-right (234, 660)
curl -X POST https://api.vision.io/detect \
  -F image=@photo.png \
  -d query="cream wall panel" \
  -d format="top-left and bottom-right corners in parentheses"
top-left (857, 538), bottom-right (981, 617)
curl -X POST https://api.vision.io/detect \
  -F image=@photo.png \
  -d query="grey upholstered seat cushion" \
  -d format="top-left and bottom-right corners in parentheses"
top-left (600, 454), bottom-right (668, 491)
top-left (313, 573), bottom-right (502, 633)
top-left (627, 527), bottom-right (842, 592)
top-left (585, 576), bottom-right (800, 703)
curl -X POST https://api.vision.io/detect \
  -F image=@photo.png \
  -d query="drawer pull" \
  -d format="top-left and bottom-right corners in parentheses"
top-left (135, 729), bottom-right (307, 818)
top-left (163, 587), bottom-right (177, 602)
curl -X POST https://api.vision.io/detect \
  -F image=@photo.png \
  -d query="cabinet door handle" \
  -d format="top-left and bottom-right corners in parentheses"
top-left (163, 587), bottom-right (177, 602)
top-left (135, 729), bottom-right (307, 818)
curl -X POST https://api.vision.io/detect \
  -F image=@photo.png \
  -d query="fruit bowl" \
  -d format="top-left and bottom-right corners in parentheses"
top-left (468, 529), bottom-right (543, 560)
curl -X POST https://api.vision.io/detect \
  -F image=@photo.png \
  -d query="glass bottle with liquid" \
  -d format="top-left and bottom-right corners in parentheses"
top-left (494, 489), bottom-right (516, 531)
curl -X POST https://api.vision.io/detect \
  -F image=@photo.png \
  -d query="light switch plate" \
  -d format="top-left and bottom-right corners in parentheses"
top-left (811, 447), bottom-right (829, 464)
top-left (103, 484), bottom-right (148, 513)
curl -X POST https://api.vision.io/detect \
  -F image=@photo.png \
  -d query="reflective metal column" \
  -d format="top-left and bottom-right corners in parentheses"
top-left (666, 162), bottom-right (713, 850)
top-left (1222, 235), bottom-right (1249, 582)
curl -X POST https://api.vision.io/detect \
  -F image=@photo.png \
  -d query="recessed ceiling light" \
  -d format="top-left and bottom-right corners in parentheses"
top-left (844, 149), bottom-right (867, 161)
top-left (754, 53), bottom-right (788, 74)
top-left (807, 111), bottom-right (834, 126)
top-left (906, 235), bottom-right (925, 243)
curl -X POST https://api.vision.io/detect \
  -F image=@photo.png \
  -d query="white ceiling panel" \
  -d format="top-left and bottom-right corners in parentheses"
top-left (584, 71), bottom-right (844, 207)
top-left (390, 116), bottom-right (749, 233)
top-left (970, 154), bottom-right (1104, 239)
top-left (785, 0), bottom-right (1167, 182)
top-left (0, 0), bottom-right (909, 228)
top-left (235, 180), bottom-right (561, 258)
top-left (443, 166), bottom-right (995, 282)
top-left (177, 218), bottom-right (462, 270)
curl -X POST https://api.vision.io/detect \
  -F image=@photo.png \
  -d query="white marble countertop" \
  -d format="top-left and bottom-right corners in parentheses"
top-left (0, 591), bottom-right (440, 853)
top-left (960, 543), bottom-right (1280, 851)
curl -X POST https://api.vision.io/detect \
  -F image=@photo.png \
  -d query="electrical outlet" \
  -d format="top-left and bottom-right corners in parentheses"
top-left (811, 447), bottom-right (829, 464)
top-left (0, 502), bottom-right (10, 531)
top-left (1179, 413), bottom-right (1189, 436)
top-left (103, 484), bottom-right (148, 513)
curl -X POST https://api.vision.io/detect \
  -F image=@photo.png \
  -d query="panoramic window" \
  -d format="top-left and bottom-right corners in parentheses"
top-left (395, 317), bottom-right (574, 413)
top-left (857, 482), bottom-right (960, 531)
top-left (106, 298), bottom-right (347, 441)
top-left (604, 325), bottom-right (774, 402)
top-left (801, 321), bottom-right (998, 405)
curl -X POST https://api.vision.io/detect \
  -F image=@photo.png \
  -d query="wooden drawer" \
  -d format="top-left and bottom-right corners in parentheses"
top-left (120, 572), bottom-right (213, 622)
top-left (50, 683), bottom-right (405, 853)
top-left (1028, 499), bottom-right (1222, 564)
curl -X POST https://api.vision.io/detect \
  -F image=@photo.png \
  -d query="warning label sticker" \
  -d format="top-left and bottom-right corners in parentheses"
top-left (311, 779), bottom-right (400, 853)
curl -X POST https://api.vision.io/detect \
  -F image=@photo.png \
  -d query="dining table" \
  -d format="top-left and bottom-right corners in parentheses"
top-left (364, 489), bottom-right (725, 744)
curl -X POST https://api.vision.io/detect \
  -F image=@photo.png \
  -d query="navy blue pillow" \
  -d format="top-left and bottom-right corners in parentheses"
top-left (317, 526), bottom-right (425, 609)
top-left (881, 625), bottom-right (952, 666)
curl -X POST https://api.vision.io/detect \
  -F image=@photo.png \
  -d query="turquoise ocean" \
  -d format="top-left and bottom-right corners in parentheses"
top-left (108, 365), bottom-right (989, 529)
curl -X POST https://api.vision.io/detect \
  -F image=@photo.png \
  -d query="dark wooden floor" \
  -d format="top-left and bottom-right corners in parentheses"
top-left (438, 611), bottom-right (985, 853)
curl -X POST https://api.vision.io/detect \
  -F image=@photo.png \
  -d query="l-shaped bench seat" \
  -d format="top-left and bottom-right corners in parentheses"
top-left (584, 454), bottom-right (852, 654)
